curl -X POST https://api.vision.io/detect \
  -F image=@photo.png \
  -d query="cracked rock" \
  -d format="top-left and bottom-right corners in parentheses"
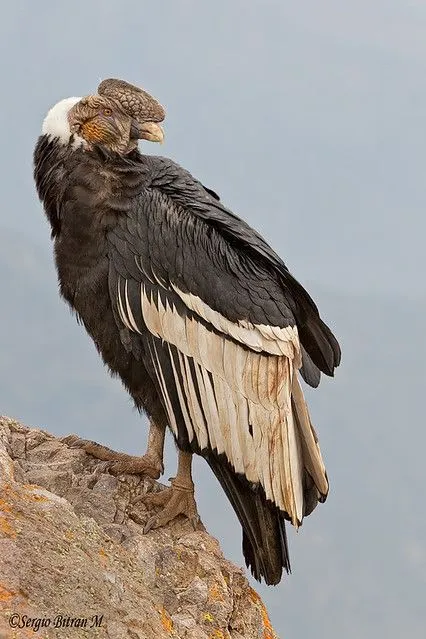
top-left (0, 416), bottom-right (279, 639)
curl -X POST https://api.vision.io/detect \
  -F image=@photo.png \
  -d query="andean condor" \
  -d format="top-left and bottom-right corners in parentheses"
top-left (33, 78), bottom-right (341, 585)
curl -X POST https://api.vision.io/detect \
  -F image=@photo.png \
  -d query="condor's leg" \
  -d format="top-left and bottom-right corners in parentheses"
top-left (138, 450), bottom-right (200, 532)
top-left (61, 419), bottom-right (166, 479)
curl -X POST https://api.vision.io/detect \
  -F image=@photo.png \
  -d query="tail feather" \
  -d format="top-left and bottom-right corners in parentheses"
top-left (283, 272), bottom-right (341, 378)
top-left (291, 373), bottom-right (329, 500)
top-left (206, 451), bottom-right (290, 585)
top-left (300, 345), bottom-right (321, 388)
top-left (298, 315), bottom-right (341, 377)
top-left (204, 369), bottom-right (329, 585)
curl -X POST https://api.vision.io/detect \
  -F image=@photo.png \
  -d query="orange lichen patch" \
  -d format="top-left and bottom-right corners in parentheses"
top-left (21, 484), bottom-right (50, 501)
top-left (260, 605), bottom-right (274, 639)
top-left (2, 483), bottom-right (47, 506)
top-left (98, 547), bottom-right (109, 563)
top-left (249, 587), bottom-right (262, 603)
top-left (1, 484), bottom-right (21, 502)
top-left (158, 607), bottom-right (173, 634)
top-left (0, 498), bottom-right (12, 513)
top-left (249, 588), bottom-right (274, 639)
top-left (29, 493), bottom-right (49, 503)
top-left (209, 630), bottom-right (225, 639)
top-left (209, 583), bottom-right (224, 602)
top-left (0, 515), bottom-right (16, 538)
top-left (0, 584), bottom-right (15, 602)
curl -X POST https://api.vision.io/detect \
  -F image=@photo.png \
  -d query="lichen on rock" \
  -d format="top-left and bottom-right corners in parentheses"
top-left (0, 417), bottom-right (279, 638)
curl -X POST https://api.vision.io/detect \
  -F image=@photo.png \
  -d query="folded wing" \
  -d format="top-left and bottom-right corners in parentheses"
top-left (107, 185), bottom-right (330, 527)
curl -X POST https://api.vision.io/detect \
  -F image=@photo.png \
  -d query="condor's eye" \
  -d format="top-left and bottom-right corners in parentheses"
top-left (102, 107), bottom-right (113, 116)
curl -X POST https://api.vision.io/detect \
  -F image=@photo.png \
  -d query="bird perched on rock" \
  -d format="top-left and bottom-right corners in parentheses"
top-left (34, 78), bottom-right (341, 585)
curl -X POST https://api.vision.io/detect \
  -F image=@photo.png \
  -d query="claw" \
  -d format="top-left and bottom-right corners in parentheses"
top-left (134, 478), bottom-right (200, 533)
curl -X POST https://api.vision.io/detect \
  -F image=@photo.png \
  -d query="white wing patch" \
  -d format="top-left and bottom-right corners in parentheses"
top-left (117, 275), bottom-right (328, 526)
top-left (171, 285), bottom-right (302, 363)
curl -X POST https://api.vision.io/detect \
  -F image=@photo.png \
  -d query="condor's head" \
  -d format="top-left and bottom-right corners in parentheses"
top-left (41, 78), bottom-right (165, 154)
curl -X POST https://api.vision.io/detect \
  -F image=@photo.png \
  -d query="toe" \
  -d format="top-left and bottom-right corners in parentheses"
top-left (108, 455), bottom-right (163, 479)
top-left (140, 485), bottom-right (201, 534)
top-left (132, 489), bottom-right (170, 508)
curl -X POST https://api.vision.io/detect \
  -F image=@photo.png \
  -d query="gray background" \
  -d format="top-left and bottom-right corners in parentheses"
top-left (1, 2), bottom-right (425, 637)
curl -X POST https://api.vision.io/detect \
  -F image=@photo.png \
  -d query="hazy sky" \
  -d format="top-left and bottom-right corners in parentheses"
top-left (1, 2), bottom-right (425, 637)
top-left (2, 1), bottom-right (426, 299)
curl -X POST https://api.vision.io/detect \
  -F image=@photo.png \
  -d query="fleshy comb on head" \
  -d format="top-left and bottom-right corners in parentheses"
top-left (98, 78), bottom-right (165, 124)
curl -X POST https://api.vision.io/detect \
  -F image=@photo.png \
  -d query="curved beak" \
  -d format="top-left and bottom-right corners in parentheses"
top-left (138, 121), bottom-right (164, 144)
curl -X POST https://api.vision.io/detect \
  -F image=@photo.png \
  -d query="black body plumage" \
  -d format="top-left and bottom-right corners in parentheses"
top-left (34, 134), bottom-right (340, 585)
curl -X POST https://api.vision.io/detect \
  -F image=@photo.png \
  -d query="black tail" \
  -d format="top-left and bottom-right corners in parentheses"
top-left (299, 315), bottom-right (341, 376)
top-left (206, 452), bottom-right (290, 585)
top-left (284, 272), bottom-right (341, 380)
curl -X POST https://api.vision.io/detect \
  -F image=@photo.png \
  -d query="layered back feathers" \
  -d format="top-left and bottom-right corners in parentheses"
top-left (34, 130), bottom-right (340, 584)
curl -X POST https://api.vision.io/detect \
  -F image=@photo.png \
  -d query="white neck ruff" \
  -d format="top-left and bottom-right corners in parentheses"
top-left (42, 97), bottom-right (86, 147)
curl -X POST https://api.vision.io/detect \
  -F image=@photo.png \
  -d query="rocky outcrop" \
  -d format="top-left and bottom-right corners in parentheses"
top-left (0, 417), bottom-right (278, 639)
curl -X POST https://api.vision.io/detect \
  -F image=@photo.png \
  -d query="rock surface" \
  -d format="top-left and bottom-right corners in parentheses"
top-left (0, 417), bottom-right (279, 639)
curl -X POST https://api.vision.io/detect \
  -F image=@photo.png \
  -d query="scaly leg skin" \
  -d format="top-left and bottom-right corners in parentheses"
top-left (135, 450), bottom-right (200, 532)
top-left (61, 420), bottom-right (166, 479)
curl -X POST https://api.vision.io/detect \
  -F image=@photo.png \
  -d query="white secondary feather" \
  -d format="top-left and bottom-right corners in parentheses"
top-left (42, 96), bottom-right (86, 148)
top-left (117, 276), bottom-right (328, 526)
top-left (171, 285), bottom-right (301, 364)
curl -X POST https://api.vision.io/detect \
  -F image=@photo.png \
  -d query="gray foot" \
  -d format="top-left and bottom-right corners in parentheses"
top-left (133, 478), bottom-right (200, 532)
top-left (61, 434), bottom-right (163, 479)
